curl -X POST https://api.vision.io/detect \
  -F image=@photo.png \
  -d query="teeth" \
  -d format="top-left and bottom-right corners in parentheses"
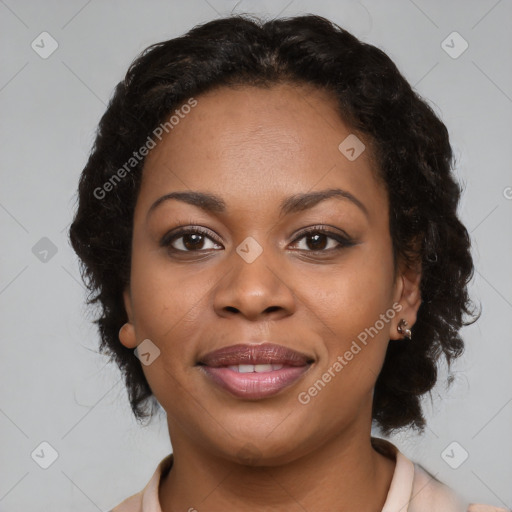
top-left (255, 364), bottom-right (273, 372)
top-left (227, 364), bottom-right (285, 373)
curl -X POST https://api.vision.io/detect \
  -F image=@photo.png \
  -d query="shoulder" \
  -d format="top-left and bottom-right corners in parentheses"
top-left (110, 453), bottom-right (173, 512)
top-left (410, 463), bottom-right (508, 512)
top-left (110, 491), bottom-right (143, 512)
top-left (372, 437), bottom-right (506, 512)
top-left (467, 506), bottom-right (510, 512)
top-left (408, 462), bottom-right (469, 511)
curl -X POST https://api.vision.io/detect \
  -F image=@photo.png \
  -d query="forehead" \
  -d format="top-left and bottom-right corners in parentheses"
top-left (138, 83), bottom-right (386, 220)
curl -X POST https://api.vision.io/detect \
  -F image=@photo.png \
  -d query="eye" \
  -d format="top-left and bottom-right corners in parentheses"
top-left (290, 226), bottom-right (356, 253)
top-left (160, 225), bottom-right (356, 255)
top-left (160, 227), bottom-right (223, 253)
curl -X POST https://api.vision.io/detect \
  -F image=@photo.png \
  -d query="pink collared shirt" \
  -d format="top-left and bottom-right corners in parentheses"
top-left (110, 438), bottom-right (508, 512)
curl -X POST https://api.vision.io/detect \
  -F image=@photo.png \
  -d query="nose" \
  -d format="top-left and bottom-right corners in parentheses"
top-left (212, 242), bottom-right (297, 322)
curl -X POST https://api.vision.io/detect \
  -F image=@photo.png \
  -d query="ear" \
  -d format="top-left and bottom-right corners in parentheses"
top-left (389, 258), bottom-right (422, 340)
top-left (118, 287), bottom-right (138, 349)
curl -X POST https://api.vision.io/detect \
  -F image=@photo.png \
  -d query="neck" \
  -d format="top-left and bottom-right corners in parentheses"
top-left (159, 420), bottom-right (395, 512)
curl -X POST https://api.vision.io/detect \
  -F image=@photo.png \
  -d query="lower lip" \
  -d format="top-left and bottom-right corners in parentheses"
top-left (199, 365), bottom-right (310, 399)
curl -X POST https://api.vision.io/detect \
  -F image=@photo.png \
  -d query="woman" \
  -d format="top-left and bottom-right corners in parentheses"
top-left (69, 14), bottom-right (503, 512)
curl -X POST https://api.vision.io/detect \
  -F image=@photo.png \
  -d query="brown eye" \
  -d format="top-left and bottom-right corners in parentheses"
top-left (161, 227), bottom-right (222, 253)
top-left (302, 233), bottom-right (330, 251)
top-left (290, 227), bottom-right (356, 253)
top-left (179, 233), bottom-right (207, 251)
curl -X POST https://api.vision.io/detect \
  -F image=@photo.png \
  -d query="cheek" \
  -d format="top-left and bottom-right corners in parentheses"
top-left (304, 245), bottom-right (396, 371)
top-left (129, 247), bottom-right (213, 363)
top-left (129, 262), bottom-right (211, 409)
top-left (313, 246), bottom-right (395, 322)
top-left (293, 270), bottom-right (396, 427)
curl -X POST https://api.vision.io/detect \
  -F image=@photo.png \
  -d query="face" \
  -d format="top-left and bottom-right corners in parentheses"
top-left (120, 82), bottom-right (421, 464)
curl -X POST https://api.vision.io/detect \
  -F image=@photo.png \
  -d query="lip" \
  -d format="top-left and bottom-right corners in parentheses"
top-left (198, 343), bottom-right (314, 367)
top-left (197, 343), bottom-right (314, 400)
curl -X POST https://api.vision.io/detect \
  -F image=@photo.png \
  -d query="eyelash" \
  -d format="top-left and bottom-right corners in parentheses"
top-left (160, 224), bottom-right (356, 255)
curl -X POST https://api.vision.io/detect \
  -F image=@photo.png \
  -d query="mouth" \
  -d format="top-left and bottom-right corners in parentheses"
top-left (196, 343), bottom-right (314, 400)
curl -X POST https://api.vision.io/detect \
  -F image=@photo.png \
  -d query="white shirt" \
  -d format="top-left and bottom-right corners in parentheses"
top-left (110, 437), bottom-right (507, 512)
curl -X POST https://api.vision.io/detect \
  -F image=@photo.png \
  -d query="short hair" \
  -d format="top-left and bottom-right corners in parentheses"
top-left (69, 14), bottom-right (478, 435)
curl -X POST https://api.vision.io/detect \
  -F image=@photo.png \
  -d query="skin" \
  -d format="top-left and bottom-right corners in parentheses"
top-left (119, 82), bottom-right (422, 511)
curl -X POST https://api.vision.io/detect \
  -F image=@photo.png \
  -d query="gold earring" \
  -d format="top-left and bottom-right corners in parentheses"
top-left (397, 319), bottom-right (412, 340)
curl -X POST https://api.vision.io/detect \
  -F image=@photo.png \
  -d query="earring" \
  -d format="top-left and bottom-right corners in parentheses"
top-left (119, 323), bottom-right (129, 340)
top-left (397, 319), bottom-right (412, 340)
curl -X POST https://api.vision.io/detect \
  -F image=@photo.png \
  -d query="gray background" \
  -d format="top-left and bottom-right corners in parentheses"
top-left (1, 0), bottom-right (511, 510)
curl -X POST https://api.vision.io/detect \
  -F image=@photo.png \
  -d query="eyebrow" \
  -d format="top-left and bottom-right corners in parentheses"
top-left (147, 188), bottom-right (369, 219)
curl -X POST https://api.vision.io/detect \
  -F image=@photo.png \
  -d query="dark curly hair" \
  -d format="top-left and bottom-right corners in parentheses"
top-left (69, 13), bottom-right (478, 436)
